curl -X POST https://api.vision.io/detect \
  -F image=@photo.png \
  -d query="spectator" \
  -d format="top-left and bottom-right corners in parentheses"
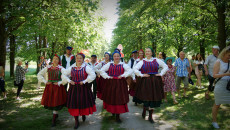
top-left (195, 53), bottom-right (205, 89)
top-left (15, 60), bottom-right (28, 100)
top-left (175, 51), bottom-right (190, 98)
top-left (211, 46), bottom-right (230, 129)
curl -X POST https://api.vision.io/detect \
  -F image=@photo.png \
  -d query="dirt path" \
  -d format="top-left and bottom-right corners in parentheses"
top-left (58, 96), bottom-right (174, 130)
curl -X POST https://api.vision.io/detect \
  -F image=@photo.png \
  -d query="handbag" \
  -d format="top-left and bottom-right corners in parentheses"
top-left (214, 61), bottom-right (230, 91)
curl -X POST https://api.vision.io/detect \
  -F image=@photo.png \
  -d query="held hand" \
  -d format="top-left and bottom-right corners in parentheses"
top-left (143, 74), bottom-right (150, 77)
top-left (53, 82), bottom-right (58, 85)
top-left (133, 79), bottom-right (136, 83)
top-left (161, 76), bottom-right (164, 82)
top-left (80, 82), bottom-right (83, 85)
top-left (70, 81), bottom-right (75, 85)
top-left (155, 74), bottom-right (161, 76)
top-left (46, 82), bottom-right (52, 85)
top-left (118, 76), bottom-right (122, 79)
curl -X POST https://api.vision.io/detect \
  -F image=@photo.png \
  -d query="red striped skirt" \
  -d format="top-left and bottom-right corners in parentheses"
top-left (102, 78), bottom-right (129, 105)
top-left (68, 105), bottom-right (96, 116)
top-left (41, 83), bottom-right (67, 110)
top-left (67, 83), bottom-right (96, 116)
top-left (103, 102), bottom-right (129, 114)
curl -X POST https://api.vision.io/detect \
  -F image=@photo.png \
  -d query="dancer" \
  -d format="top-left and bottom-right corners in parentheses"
top-left (133, 47), bottom-right (168, 123)
top-left (131, 49), bottom-right (145, 105)
top-left (100, 50), bottom-right (133, 123)
top-left (37, 54), bottom-right (67, 127)
top-left (62, 53), bottom-right (96, 129)
top-left (94, 52), bottom-right (111, 100)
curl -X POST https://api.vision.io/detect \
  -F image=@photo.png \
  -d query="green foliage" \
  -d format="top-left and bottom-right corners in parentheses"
top-left (5, 0), bottom-right (108, 61)
top-left (111, 0), bottom-right (229, 59)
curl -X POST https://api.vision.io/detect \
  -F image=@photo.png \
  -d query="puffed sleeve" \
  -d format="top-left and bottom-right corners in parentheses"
top-left (82, 66), bottom-right (96, 84)
top-left (156, 59), bottom-right (169, 76)
top-left (94, 62), bottom-right (103, 74)
top-left (61, 66), bottom-right (72, 85)
top-left (100, 62), bottom-right (111, 79)
top-left (57, 67), bottom-right (66, 86)
top-left (128, 59), bottom-right (132, 68)
top-left (133, 60), bottom-right (144, 77)
top-left (120, 63), bottom-right (133, 78)
top-left (37, 67), bottom-right (48, 84)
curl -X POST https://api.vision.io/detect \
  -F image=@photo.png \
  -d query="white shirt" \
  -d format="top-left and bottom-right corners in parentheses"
top-left (60, 54), bottom-right (75, 69)
top-left (37, 65), bottom-right (65, 86)
top-left (128, 57), bottom-right (138, 68)
top-left (204, 55), bottom-right (218, 77)
top-left (100, 61), bottom-right (133, 79)
top-left (133, 57), bottom-right (169, 77)
top-left (94, 60), bottom-right (110, 74)
top-left (62, 63), bottom-right (96, 84)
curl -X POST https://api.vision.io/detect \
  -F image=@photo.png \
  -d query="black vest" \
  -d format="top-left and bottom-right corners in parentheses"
top-left (62, 55), bottom-right (75, 68)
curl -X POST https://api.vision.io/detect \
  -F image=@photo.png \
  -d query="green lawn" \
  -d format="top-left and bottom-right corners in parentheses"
top-left (0, 70), bottom-right (229, 129)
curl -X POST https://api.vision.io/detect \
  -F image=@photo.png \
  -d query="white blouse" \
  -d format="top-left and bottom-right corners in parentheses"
top-left (94, 60), bottom-right (110, 74)
top-left (62, 63), bottom-right (96, 84)
top-left (100, 61), bottom-right (133, 79)
top-left (37, 65), bottom-right (65, 86)
top-left (132, 58), bottom-right (144, 80)
top-left (133, 57), bottom-right (169, 77)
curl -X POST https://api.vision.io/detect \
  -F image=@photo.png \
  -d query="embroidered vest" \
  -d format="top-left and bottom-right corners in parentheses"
top-left (71, 66), bottom-right (88, 83)
top-left (107, 63), bottom-right (124, 77)
top-left (141, 59), bottom-right (159, 74)
top-left (48, 67), bottom-right (62, 82)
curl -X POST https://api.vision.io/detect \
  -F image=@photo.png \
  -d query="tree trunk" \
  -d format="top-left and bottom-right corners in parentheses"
top-left (36, 35), bottom-right (42, 73)
top-left (216, 0), bottom-right (226, 51)
top-left (0, 31), bottom-right (7, 69)
top-left (35, 33), bottom-right (39, 74)
top-left (10, 35), bottom-right (16, 77)
top-left (43, 36), bottom-right (47, 57)
top-left (0, 1), bottom-right (7, 69)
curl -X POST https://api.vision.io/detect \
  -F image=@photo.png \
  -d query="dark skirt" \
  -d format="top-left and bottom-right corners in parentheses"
top-left (102, 78), bottom-right (129, 105)
top-left (41, 84), bottom-right (67, 110)
top-left (96, 76), bottom-right (105, 100)
top-left (134, 75), bottom-right (164, 108)
top-left (127, 77), bottom-right (136, 96)
top-left (67, 83), bottom-right (96, 116)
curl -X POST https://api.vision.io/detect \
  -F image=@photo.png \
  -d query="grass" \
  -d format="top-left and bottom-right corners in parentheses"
top-left (0, 70), bottom-right (230, 130)
top-left (154, 75), bottom-right (230, 129)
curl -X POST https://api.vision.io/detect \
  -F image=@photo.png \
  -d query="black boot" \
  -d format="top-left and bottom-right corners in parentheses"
top-left (82, 115), bottom-right (86, 122)
top-left (111, 113), bottom-right (115, 117)
top-left (74, 116), bottom-right (79, 129)
top-left (142, 107), bottom-right (147, 119)
top-left (148, 110), bottom-right (154, 123)
top-left (116, 114), bottom-right (122, 123)
top-left (51, 114), bottom-right (58, 127)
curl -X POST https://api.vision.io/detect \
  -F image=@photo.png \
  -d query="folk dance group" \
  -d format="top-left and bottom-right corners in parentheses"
top-left (37, 46), bottom-right (172, 129)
